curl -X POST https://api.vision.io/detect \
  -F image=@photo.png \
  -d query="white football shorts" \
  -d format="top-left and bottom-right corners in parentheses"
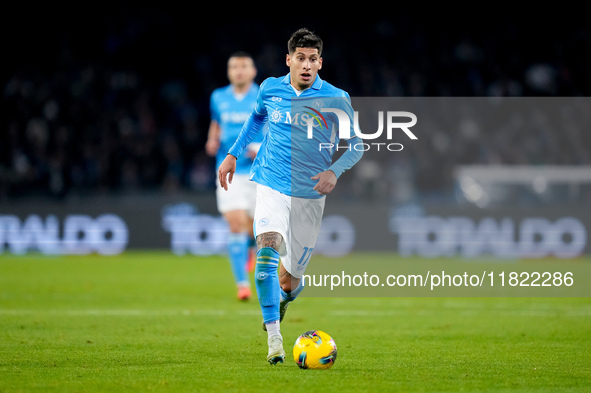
top-left (253, 183), bottom-right (326, 278)
top-left (216, 174), bottom-right (257, 217)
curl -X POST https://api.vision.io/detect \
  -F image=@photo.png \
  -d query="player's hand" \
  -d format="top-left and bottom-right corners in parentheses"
top-left (218, 154), bottom-right (237, 191)
top-left (205, 138), bottom-right (219, 156)
top-left (311, 170), bottom-right (337, 196)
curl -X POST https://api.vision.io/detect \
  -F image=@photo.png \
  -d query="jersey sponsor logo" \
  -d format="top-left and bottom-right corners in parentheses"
top-left (269, 108), bottom-right (325, 129)
top-left (220, 111), bottom-right (251, 124)
top-left (258, 217), bottom-right (270, 227)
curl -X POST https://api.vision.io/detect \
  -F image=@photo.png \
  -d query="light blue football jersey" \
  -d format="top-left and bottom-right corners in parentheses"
top-left (235, 73), bottom-right (356, 198)
top-left (210, 83), bottom-right (264, 174)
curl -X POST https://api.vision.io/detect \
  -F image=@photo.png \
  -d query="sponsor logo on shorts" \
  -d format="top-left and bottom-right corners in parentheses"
top-left (258, 217), bottom-right (270, 227)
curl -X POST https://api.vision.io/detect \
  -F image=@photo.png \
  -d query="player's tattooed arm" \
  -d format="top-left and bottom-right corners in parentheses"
top-left (256, 232), bottom-right (283, 252)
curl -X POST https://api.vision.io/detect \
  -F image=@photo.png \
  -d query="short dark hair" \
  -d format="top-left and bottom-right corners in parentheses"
top-left (229, 51), bottom-right (253, 60)
top-left (287, 28), bottom-right (323, 56)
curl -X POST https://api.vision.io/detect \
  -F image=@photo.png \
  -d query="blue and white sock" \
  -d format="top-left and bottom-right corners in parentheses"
top-left (228, 232), bottom-right (249, 287)
top-left (255, 247), bottom-right (281, 324)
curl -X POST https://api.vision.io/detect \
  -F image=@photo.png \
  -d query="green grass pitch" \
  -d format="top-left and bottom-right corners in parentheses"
top-left (1, 251), bottom-right (590, 392)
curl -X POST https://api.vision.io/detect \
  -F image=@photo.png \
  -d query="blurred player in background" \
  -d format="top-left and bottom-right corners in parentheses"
top-left (206, 51), bottom-right (265, 301)
top-left (218, 28), bottom-right (363, 364)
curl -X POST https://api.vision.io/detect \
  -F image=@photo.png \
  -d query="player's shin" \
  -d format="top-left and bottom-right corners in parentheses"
top-left (255, 247), bottom-right (281, 327)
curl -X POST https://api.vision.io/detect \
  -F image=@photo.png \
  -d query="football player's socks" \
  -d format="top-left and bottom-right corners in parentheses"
top-left (280, 279), bottom-right (304, 302)
top-left (228, 232), bottom-right (249, 287)
top-left (255, 247), bottom-right (281, 324)
top-left (265, 320), bottom-right (280, 337)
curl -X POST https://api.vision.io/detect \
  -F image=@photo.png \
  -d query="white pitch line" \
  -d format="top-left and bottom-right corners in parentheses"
top-left (1, 308), bottom-right (590, 317)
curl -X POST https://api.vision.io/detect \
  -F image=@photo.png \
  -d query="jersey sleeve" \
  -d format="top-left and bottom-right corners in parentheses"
top-left (328, 136), bottom-right (363, 178)
top-left (341, 91), bottom-right (356, 140)
top-left (328, 91), bottom-right (363, 178)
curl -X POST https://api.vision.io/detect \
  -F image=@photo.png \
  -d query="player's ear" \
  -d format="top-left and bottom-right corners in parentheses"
top-left (318, 57), bottom-right (323, 70)
top-left (286, 54), bottom-right (291, 67)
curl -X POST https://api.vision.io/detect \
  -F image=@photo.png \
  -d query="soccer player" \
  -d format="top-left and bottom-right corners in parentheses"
top-left (218, 28), bottom-right (363, 364)
top-left (206, 51), bottom-right (265, 301)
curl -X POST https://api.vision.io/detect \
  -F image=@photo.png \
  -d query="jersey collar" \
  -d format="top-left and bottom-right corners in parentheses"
top-left (282, 73), bottom-right (323, 91)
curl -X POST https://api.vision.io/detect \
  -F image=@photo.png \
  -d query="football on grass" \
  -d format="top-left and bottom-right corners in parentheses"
top-left (293, 330), bottom-right (337, 369)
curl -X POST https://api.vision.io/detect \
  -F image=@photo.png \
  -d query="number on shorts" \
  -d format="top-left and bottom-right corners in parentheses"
top-left (297, 247), bottom-right (314, 266)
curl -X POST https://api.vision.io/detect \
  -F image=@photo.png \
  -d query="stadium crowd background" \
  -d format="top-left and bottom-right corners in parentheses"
top-left (3, 9), bottom-right (590, 204)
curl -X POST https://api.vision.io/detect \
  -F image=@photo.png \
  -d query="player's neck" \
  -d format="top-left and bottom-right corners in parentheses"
top-left (290, 76), bottom-right (316, 96)
top-left (232, 82), bottom-right (252, 96)
top-left (290, 83), bottom-right (309, 96)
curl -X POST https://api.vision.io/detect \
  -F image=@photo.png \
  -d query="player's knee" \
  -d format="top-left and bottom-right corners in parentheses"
top-left (224, 211), bottom-right (248, 233)
top-left (227, 220), bottom-right (244, 233)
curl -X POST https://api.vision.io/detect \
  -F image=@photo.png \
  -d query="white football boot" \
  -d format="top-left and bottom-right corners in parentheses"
top-left (266, 335), bottom-right (286, 365)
